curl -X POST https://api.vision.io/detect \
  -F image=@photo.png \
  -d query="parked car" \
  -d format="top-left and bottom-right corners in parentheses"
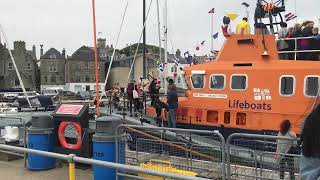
top-left (58, 91), bottom-right (84, 100)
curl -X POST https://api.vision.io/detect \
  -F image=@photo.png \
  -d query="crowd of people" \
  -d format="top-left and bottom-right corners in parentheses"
top-left (276, 104), bottom-right (320, 180)
top-left (278, 21), bottom-right (320, 60)
top-left (109, 78), bottom-right (178, 128)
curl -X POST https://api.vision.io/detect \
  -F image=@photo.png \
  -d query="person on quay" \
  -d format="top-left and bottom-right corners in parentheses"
top-left (275, 119), bottom-right (297, 180)
top-left (167, 83), bottom-right (178, 128)
top-left (300, 105), bottom-right (320, 180)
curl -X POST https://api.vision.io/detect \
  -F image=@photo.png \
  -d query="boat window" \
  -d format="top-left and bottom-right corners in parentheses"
top-left (305, 76), bottom-right (320, 97)
top-left (207, 111), bottom-right (218, 123)
top-left (280, 76), bottom-right (295, 96)
top-left (231, 74), bottom-right (247, 90)
top-left (236, 112), bottom-right (246, 126)
top-left (210, 75), bottom-right (225, 90)
top-left (224, 112), bottom-right (230, 124)
top-left (191, 74), bottom-right (205, 89)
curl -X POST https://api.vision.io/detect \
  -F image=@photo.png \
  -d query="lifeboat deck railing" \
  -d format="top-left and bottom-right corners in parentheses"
top-left (277, 36), bottom-right (320, 60)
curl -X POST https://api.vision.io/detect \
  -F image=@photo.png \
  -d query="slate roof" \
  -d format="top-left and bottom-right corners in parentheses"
top-left (41, 48), bottom-right (65, 60)
top-left (69, 46), bottom-right (94, 61)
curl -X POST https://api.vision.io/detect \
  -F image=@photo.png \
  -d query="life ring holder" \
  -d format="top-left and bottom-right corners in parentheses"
top-left (58, 121), bottom-right (82, 150)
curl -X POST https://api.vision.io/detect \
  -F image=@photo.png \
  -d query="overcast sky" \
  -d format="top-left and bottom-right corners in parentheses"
top-left (0, 0), bottom-right (319, 58)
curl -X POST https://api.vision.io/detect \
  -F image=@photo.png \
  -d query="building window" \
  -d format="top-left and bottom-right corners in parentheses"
top-left (60, 75), bottom-right (64, 82)
top-left (50, 54), bottom-right (57, 60)
top-left (280, 75), bottom-right (295, 96)
top-left (44, 76), bottom-right (47, 83)
top-left (231, 74), bottom-right (247, 90)
top-left (51, 75), bottom-right (56, 83)
top-left (210, 75), bottom-right (225, 90)
top-left (85, 61), bottom-right (89, 70)
top-left (27, 63), bottom-right (32, 70)
top-left (76, 75), bottom-right (80, 82)
top-left (76, 61), bottom-right (81, 70)
top-left (50, 62), bottom-right (57, 72)
top-left (191, 74), bottom-right (205, 89)
top-left (147, 59), bottom-right (155, 68)
top-left (8, 63), bottom-right (13, 70)
top-left (85, 75), bottom-right (90, 82)
top-left (28, 75), bottom-right (32, 81)
top-left (305, 76), bottom-right (319, 97)
top-left (15, 78), bottom-right (20, 86)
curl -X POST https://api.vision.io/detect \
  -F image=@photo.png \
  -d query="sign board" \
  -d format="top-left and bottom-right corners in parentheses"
top-left (193, 93), bottom-right (228, 99)
top-left (56, 104), bottom-right (84, 115)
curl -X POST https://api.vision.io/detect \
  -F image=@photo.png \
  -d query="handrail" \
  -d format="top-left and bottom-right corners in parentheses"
top-left (276, 36), bottom-right (320, 60)
top-left (0, 144), bottom-right (208, 180)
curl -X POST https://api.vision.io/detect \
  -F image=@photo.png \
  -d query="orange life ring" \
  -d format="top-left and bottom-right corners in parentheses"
top-left (58, 121), bottom-right (82, 150)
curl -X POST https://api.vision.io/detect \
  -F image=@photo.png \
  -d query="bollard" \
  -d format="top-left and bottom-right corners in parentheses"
top-left (69, 162), bottom-right (75, 180)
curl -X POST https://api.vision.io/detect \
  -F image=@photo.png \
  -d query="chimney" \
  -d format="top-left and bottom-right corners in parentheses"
top-left (62, 48), bottom-right (66, 58)
top-left (40, 45), bottom-right (44, 57)
top-left (14, 41), bottom-right (26, 53)
top-left (175, 49), bottom-right (181, 58)
top-left (32, 45), bottom-right (36, 58)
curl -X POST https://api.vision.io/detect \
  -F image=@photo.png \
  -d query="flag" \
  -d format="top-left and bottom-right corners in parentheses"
top-left (184, 51), bottom-right (192, 65)
top-left (212, 32), bottom-right (219, 39)
top-left (210, 50), bottom-right (219, 54)
top-left (201, 40), bottom-right (205, 45)
top-left (174, 56), bottom-right (180, 66)
top-left (208, 8), bottom-right (215, 14)
top-left (241, 2), bottom-right (250, 7)
top-left (184, 51), bottom-right (190, 58)
top-left (285, 13), bottom-right (297, 22)
top-left (158, 63), bottom-right (164, 71)
top-left (226, 13), bottom-right (239, 21)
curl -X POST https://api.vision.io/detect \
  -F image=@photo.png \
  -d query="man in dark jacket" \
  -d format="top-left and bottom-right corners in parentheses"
top-left (167, 84), bottom-right (178, 128)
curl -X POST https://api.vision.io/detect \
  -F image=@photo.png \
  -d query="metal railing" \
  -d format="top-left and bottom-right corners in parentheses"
top-left (115, 124), bottom-right (226, 180)
top-left (0, 143), bottom-right (208, 180)
top-left (277, 36), bottom-right (320, 60)
top-left (226, 133), bottom-right (301, 180)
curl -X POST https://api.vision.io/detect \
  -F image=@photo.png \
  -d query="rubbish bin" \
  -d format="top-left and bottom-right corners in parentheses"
top-left (93, 116), bottom-right (124, 180)
top-left (27, 128), bottom-right (56, 170)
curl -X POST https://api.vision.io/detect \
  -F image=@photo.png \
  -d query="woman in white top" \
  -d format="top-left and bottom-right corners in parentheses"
top-left (275, 119), bottom-right (297, 180)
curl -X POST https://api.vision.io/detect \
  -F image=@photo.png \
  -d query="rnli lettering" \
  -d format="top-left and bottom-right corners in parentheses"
top-left (228, 100), bottom-right (272, 110)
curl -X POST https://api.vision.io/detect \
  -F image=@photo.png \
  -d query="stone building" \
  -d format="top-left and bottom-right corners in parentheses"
top-left (0, 41), bottom-right (38, 91)
top-left (109, 54), bottom-right (159, 88)
top-left (65, 45), bottom-right (106, 93)
top-left (40, 47), bottom-right (66, 91)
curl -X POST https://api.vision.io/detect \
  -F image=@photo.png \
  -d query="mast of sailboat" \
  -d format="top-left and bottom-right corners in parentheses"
top-left (91, 0), bottom-right (100, 116)
top-left (0, 25), bottom-right (32, 108)
top-left (156, 0), bottom-right (162, 67)
top-left (164, 0), bottom-right (168, 95)
top-left (143, 0), bottom-right (147, 79)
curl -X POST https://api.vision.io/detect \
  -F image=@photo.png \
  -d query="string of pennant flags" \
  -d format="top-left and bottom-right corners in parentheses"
top-left (158, 1), bottom-right (299, 70)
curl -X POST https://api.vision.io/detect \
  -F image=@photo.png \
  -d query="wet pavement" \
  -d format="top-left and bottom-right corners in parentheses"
top-left (0, 159), bottom-right (93, 180)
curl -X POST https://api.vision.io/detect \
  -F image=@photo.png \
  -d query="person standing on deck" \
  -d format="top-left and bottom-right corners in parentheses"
top-left (236, 17), bottom-right (251, 35)
top-left (167, 84), bottom-right (178, 128)
top-left (275, 120), bottom-right (297, 180)
top-left (149, 79), bottom-right (159, 107)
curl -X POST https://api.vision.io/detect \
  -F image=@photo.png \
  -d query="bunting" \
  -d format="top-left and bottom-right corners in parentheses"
top-left (285, 13), bottom-right (297, 22)
top-left (174, 56), bottom-right (180, 66)
top-left (208, 8), bottom-right (215, 14)
top-left (213, 32), bottom-right (219, 39)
